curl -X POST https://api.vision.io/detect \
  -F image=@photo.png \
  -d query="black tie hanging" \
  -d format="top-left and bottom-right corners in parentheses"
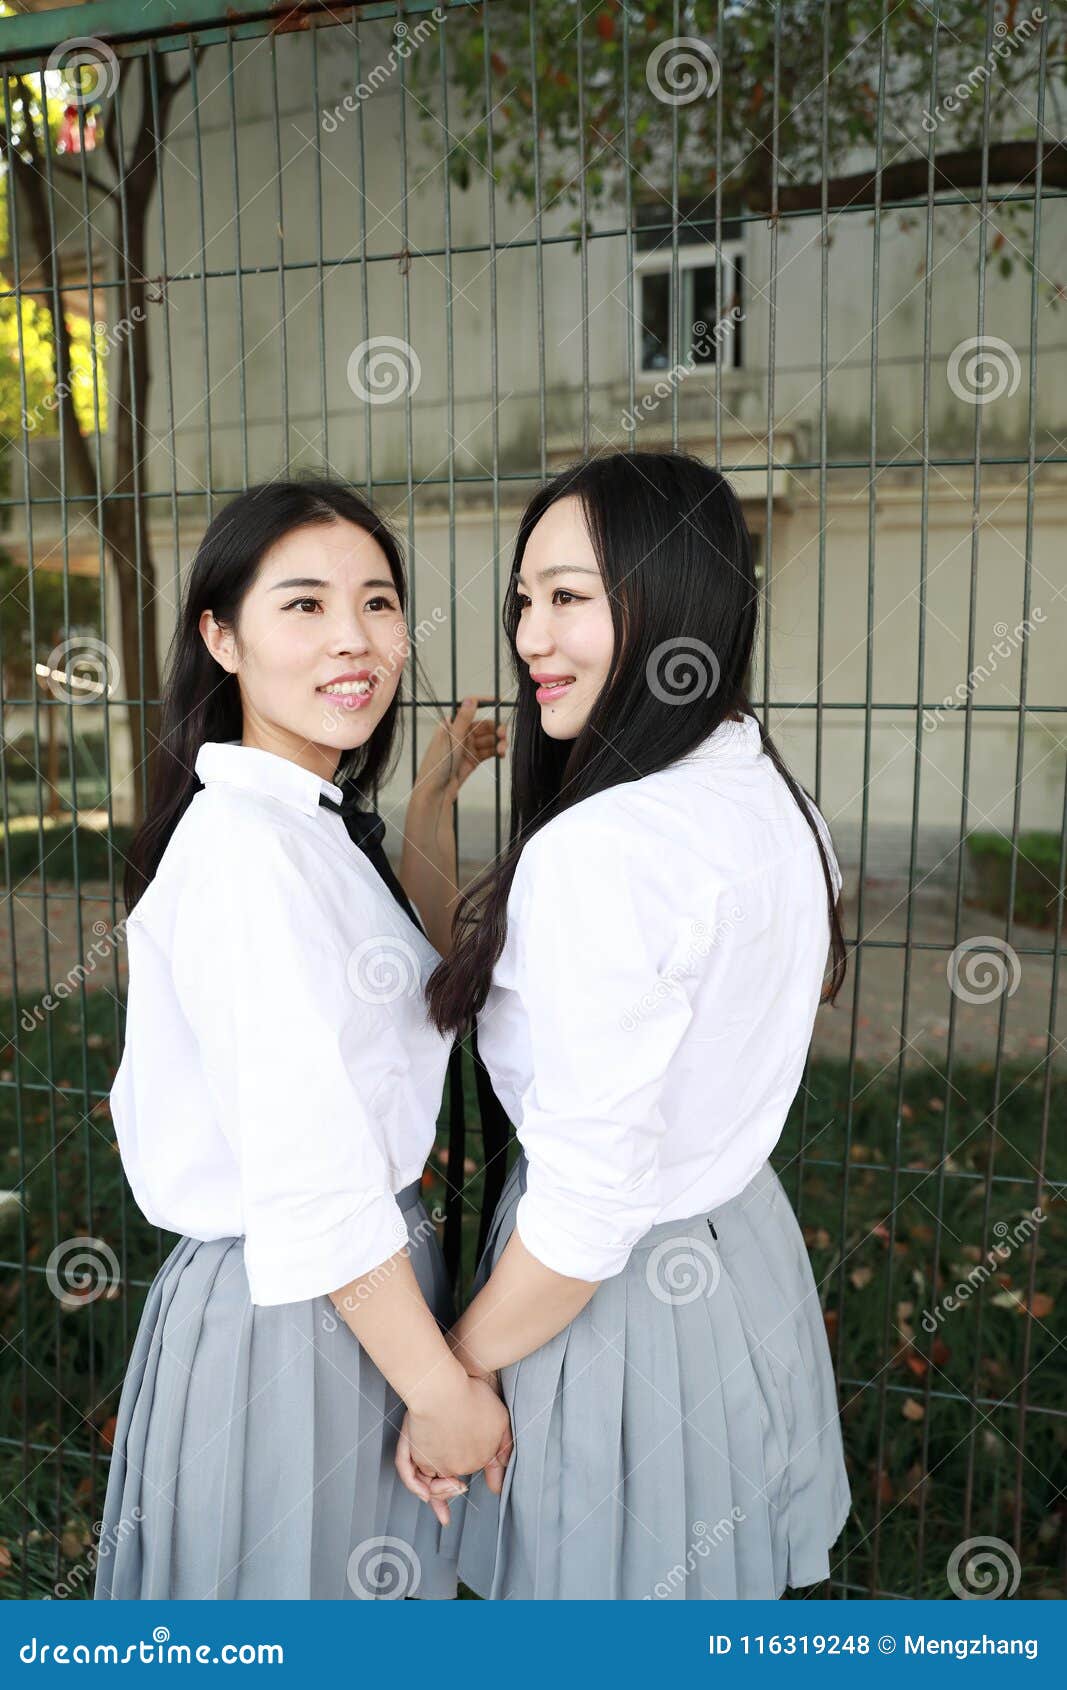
top-left (318, 789), bottom-right (424, 931)
top-left (319, 784), bottom-right (474, 1290)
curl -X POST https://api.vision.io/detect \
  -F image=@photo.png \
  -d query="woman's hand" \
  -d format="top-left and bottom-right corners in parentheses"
top-left (410, 697), bottom-right (506, 815)
top-left (395, 1377), bottom-right (513, 1526)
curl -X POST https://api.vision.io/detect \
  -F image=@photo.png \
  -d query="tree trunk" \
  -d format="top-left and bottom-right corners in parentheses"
top-left (2, 62), bottom-right (189, 827)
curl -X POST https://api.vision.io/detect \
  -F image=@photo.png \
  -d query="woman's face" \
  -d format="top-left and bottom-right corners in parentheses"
top-left (513, 494), bottom-right (615, 740)
top-left (200, 517), bottom-right (408, 781)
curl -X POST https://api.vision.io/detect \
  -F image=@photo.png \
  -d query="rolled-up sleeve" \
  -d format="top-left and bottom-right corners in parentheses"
top-left (509, 811), bottom-right (697, 1281)
top-left (170, 832), bottom-right (409, 1306)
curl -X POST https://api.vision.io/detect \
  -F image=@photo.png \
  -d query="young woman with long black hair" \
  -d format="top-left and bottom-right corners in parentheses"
top-left (94, 477), bottom-right (511, 1601)
top-left (398, 450), bottom-right (853, 1600)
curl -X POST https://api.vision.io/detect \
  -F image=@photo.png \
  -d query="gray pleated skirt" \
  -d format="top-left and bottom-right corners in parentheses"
top-left (455, 1150), bottom-right (852, 1600)
top-left (94, 1180), bottom-right (459, 1600)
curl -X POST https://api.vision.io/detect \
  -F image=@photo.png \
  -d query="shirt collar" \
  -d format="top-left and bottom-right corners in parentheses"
top-left (673, 712), bottom-right (764, 769)
top-left (194, 740), bottom-right (344, 816)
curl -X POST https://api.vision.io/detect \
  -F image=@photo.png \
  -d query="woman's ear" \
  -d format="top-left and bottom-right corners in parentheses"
top-left (198, 608), bottom-right (237, 675)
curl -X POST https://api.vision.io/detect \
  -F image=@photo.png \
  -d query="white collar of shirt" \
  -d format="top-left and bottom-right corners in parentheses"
top-left (671, 711), bottom-right (764, 769)
top-left (193, 740), bottom-right (344, 816)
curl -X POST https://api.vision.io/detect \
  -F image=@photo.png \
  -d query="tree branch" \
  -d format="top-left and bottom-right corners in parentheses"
top-left (746, 140), bottom-right (1067, 215)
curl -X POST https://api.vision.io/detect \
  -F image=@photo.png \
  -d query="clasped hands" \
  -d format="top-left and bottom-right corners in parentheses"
top-left (394, 1345), bottom-right (512, 1527)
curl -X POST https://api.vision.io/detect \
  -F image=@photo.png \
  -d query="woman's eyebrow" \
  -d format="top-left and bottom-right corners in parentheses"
top-left (268, 577), bottom-right (396, 590)
top-left (515, 565), bottom-right (600, 586)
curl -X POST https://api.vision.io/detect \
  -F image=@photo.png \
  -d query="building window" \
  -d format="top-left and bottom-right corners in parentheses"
top-left (634, 204), bottom-right (744, 374)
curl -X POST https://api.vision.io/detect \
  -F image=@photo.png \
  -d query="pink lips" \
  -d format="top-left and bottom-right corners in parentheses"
top-left (317, 675), bottom-right (378, 712)
top-left (532, 675), bottom-right (575, 703)
top-left (320, 690), bottom-right (375, 711)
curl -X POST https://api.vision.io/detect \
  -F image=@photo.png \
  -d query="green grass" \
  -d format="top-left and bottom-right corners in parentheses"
top-left (0, 990), bottom-right (1063, 1599)
top-left (1, 818), bottom-right (134, 885)
top-left (965, 829), bottom-right (1065, 930)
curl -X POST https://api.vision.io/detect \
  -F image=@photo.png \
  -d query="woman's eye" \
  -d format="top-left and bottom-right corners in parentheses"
top-left (366, 597), bottom-right (397, 612)
top-left (515, 589), bottom-right (583, 610)
top-left (284, 597), bottom-right (322, 613)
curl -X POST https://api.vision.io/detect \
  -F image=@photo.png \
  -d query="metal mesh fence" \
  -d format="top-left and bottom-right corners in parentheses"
top-left (0, 0), bottom-right (1063, 1600)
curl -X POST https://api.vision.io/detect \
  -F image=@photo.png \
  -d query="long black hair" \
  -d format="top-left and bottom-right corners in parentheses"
top-left (123, 476), bottom-right (410, 912)
top-left (425, 449), bottom-right (847, 1037)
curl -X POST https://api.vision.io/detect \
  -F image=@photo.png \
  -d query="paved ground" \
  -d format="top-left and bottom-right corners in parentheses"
top-left (808, 874), bottom-right (1064, 1071)
top-left (0, 865), bottom-right (1062, 1068)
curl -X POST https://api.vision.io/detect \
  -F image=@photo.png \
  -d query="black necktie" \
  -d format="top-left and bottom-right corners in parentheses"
top-left (319, 785), bottom-right (511, 1288)
top-left (318, 789), bottom-right (424, 934)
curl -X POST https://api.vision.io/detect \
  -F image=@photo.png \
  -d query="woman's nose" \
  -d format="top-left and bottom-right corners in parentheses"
top-left (327, 615), bottom-right (371, 655)
top-left (517, 608), bottom-right (552, 662)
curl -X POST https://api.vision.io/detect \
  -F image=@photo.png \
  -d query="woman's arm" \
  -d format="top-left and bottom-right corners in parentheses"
top-left (452, 814), bottom-right (698, 1359)
top-left (398, 789), bottom-right (460, 959)
top-left (447, 1230), bottom-right (599, 1377)
top-left (396, 1240), bottom-right (595, 1511)
top-left (399, 697), bottom-right (506, 957)
top-left (327, 1249), bottom-right (510, 1504)
top-left (169, 826), bottom-right (510, 1500)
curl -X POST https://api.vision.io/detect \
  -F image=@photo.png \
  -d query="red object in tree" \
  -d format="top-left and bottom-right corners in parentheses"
top-left (56, 104), bottom-right (97, 154)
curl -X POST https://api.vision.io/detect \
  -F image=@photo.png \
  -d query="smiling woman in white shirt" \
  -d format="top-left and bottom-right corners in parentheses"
top-left (93, 476), bottom-right (510, 1601)
top-left (399, 449), bottom-right (853, 1600)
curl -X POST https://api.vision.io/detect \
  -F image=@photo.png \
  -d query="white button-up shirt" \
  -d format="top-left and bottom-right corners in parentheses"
top-left (109, 741), bottom-right (453, 1306)
top-left (477, 712), bottom-right (842, 1282)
